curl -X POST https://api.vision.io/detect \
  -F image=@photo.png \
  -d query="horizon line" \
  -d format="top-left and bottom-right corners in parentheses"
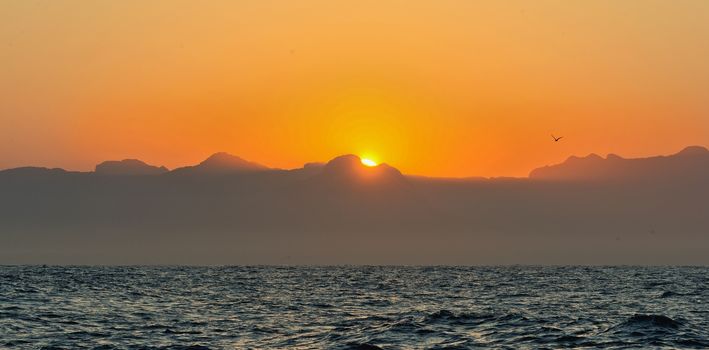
top-left (1, 144), bottom-right (707, 179)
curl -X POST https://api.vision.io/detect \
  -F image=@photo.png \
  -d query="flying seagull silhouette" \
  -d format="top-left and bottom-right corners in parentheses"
top-left (551, 134), bottom-right (563, 142)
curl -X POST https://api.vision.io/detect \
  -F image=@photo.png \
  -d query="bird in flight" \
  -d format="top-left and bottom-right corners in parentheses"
top-left (551, 134), bottom-right (563, 142)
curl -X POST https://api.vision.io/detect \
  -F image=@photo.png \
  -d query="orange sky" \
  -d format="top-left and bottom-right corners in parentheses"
top-left (1, 0), bottom-right (708, 177)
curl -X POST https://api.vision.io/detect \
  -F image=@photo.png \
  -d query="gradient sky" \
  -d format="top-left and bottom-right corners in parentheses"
top-left (1, 0), bottom-right (708, 177)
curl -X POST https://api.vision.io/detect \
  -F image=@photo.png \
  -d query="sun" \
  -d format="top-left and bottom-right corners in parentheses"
top-left (361, 158), bottom-right (378, 167)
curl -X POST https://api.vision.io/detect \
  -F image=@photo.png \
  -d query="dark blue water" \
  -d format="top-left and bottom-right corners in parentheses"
top-left (1, 266), bottom-right (707, 349)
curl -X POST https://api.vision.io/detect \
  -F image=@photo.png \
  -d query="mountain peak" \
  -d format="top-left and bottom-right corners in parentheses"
top-left (95, 159), bottom-right (168, 175)
top-left (324, 154), bottom-right (364, 170)
top-left (530, 145), bottom-right (709, 181)
top-left (606, 153), bottom-right (624, 160)
top-left (676, 145), bottom-right (709, 157)
top-left (201, 152), bottom-right (251, 166)
top-left (199, 152), bottom-right (269, 170)
top-left (566, 153), bottom-right (603, 163)
top-left (321, 154), bottom-right (403, 183)
top-left (171, 152), bottom-right (269, 175)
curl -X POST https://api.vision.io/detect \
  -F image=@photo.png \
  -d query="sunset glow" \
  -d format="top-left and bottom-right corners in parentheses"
top-left (361, 158), bottom-right (378, 167)
top-left (1, 1), bottom-right (709, 177)
top-left (1, 2), bottom-right (708, 343)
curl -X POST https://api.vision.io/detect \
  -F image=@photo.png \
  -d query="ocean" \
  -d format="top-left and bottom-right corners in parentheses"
top-left (1, 266), bottom-right (707, 349)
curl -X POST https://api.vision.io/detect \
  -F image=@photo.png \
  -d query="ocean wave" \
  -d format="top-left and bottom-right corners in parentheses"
top-left (2, 266), bottom-right (707, 349)
top-left (616, 314), bottom-right (682, 330)
top-left (424, 309), bottom-right (497, 326)
top-left (341, 343), bottom-right (384, 350)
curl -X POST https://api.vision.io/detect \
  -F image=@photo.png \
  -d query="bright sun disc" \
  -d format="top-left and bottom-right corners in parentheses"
top-left (361, 158), bottom-right (377, 167)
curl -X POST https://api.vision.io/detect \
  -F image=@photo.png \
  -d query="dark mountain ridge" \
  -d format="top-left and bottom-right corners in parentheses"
top-left (1, 146), bottom-right (707, 264)
top-left (529, 146), bottom-right (709, 181)
top-left (3, 145), bottom-right (706, 182)
top-left (95, 159), bottom-right (168, 175)
top-left (169, 152), bottom-right (271, 175)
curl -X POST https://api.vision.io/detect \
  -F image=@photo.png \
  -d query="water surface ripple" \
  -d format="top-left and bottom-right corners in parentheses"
top-left (1, 266), bottom-right (707, 349)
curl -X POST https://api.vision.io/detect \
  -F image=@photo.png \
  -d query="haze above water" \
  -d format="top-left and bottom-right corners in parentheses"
top-left (1, 146), bottom-right (707, 265)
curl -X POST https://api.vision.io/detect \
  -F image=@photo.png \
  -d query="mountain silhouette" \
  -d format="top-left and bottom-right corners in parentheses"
top-left (1, 146), bottom-right (708, 265)
top-left (170, 152), bottom-right (270, 175)
top-left (0, 166), bottom-right (67, 176)
top-left (318, 154), bottom-right (405, 185)
top-left (529, 146), bottom-right (709, 181)
top-left (95, 159), bottom-right (168, 175)
top-left (676, 145), bottom-right (709, 157)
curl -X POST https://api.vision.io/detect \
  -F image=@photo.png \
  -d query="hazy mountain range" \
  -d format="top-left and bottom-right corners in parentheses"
top-left (1, 146), bottom-right (707, 265)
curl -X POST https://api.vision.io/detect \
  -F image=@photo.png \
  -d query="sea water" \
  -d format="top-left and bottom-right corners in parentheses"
top-left (1, 266), bottom-right (707, 349)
